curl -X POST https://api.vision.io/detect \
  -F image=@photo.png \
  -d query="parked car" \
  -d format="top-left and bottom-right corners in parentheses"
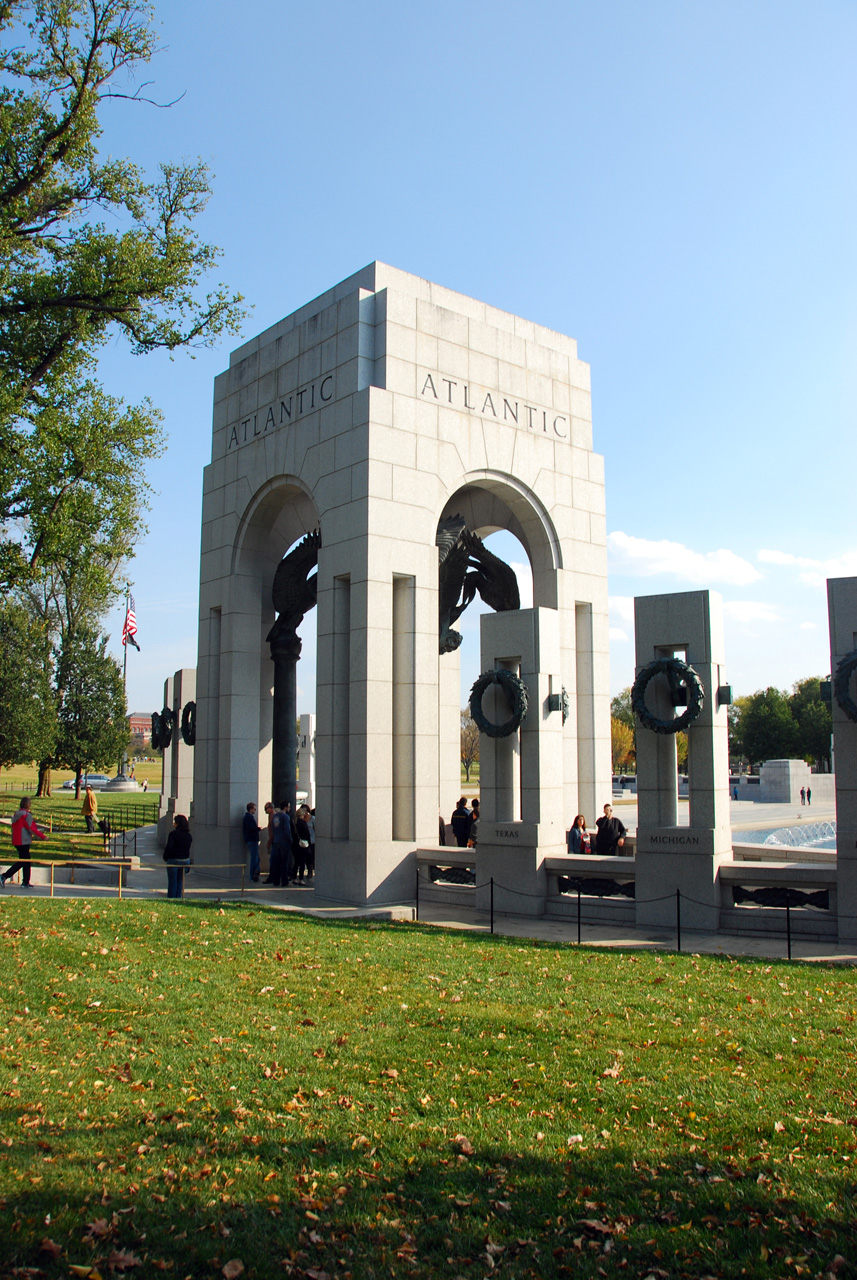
top-left (61, 773), bottom-right (112, 791)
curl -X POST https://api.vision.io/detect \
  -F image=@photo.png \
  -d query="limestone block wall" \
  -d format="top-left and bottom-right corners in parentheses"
top-left (193, 263), bottom-right (611, 905)
top-left (828, 576), bottom-right (857, 942)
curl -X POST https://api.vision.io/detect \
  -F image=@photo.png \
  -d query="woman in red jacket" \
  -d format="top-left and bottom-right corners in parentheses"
top-left (2, 797), bottom-right (47, 888)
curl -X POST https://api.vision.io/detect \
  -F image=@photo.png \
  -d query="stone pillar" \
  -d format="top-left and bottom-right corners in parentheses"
top-left (270, 630), bottom-right (300, 816)
top-left (828, 576), bottom-right (857, 943)
top-left (475, 608), bottom-right (565, 917)
top-left (299, 713), bottom-right (316, 809)
top-left (157, 667), bottom-right (196, 845)
top-left (634, 591), bottom-right (732, 931)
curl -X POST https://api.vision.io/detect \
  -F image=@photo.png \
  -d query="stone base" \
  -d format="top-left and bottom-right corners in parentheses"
top-left (474, 842), bottom-right (562, 917)
top-left (635, 827), bottom-right (732, 931)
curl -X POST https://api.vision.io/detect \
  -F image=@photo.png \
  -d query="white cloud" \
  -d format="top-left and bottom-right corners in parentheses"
top-left (510, 560), bottom-right (534, 609)
top-left (799, 621), bottom-right (817, 631)
top-left (608, 594), bottom-right (634, 623)
top-left (757, 548), bottom-right (857, 588)
top-left (609, 627), bottom-right (629, 642)
top-left (723, 601), bottom-right (782, 625)
top-left (608, 531), bottom-right (761, 586)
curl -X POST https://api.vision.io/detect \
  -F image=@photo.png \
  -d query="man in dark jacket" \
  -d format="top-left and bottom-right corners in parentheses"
top-left (594, 803), bottom-right (627, 855)
top-left (451, 798), bottom-right (472, 848)
top-left (242, 802), bottom-right (261, 882)
top-left (267, 801), bottom-right (292, 886)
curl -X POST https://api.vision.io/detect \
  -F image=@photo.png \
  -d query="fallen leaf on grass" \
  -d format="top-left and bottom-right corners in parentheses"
top-left (774, 1121), bottom-right (785, 1133)
top-left (107, 1249), bottom-right (141, 1271)
top-left (222, 1262), bottom-right (245, 1280)
top-left (39, 1237), bottom-right (62, 1258)
top-left (84, 1218), bottom-right (112, 1240)
top-left (454, 1134), bottom-right (475, 1156)
top-left (381, 1068), bottom-right (399, 1079)
top-left (70, 1268), bottom-right (104, 1279)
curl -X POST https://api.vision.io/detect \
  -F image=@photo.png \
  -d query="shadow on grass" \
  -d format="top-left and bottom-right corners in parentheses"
top-left (3, 1112), bottom-right (855, 1279)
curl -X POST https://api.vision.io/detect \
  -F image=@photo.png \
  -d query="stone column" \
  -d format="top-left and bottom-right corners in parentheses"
top-left (828, 576), bottom-right (857, 943)
top-left (634, 591), bottom-right (732, 931)
top-left (475, 608), bottom-right (565, 917)
top-left (270, 629), bottom-right (300, 817)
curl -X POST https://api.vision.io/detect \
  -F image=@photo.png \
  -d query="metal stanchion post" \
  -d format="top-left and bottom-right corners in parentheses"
top-left (118, 864), bottom-right (123, 901)
top-left (786, 893), bottom-right (792, 961)
top-left (490, 876), bottom-right (494, 935)
top-left (577, 883), bottom-right (581, 945)
top-left (415, 865), bottom-right (420, 921)
top-left (50, 863), bottom-right (54, 899)
top-left (676, 888), bottom-right (682, 953)
top-left (241, 865), bottom-right (246, 897)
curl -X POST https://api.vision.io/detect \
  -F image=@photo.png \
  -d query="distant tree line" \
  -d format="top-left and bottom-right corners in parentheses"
top-left (610, 677), bottom-right (832, 774)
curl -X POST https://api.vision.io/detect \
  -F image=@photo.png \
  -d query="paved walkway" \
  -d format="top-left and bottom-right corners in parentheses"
top-left (2, 813), bottom-right (854, 966)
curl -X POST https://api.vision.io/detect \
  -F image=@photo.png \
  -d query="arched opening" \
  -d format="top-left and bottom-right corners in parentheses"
top-left (228, 479), bottom-right (320, 816)
top-left (436, 476), bottom-right (560, 822)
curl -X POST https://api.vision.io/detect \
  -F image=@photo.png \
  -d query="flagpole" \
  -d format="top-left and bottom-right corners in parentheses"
top-left (123, 589), bottom-right (128, 704)
top-left (121, 590), bottom-right (129, 779)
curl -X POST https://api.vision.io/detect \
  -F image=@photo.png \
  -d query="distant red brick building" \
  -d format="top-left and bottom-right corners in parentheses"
top-left (127, 712), bottom-right (150, 742)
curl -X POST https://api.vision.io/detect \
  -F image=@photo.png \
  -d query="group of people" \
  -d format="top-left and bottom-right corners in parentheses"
top-left (450, 797), bottom-right (479, 848)
top-left (567, 803), bottom-right (627, 855)
top-left (800, 786), bottom-right (812, 806)
top-left (243, 799), bottom-right (315, 887)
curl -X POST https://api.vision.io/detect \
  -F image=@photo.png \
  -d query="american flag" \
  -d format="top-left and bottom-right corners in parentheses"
top-left (122, 595), bottom-right (140, 650)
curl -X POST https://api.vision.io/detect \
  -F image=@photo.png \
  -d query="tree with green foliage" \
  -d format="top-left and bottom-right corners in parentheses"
top-left (0, 601), bottom-right (56, 771)
top-left (611, 687), bottom-right (634, 730)
top-left (0, 0), bottom-right (243, 583)
top-left (53, 624), bottom-right (126, 794)
top-left (789, 677), bottom-right (832, 771)
top-left (737, 687), bottom-right (799, 767)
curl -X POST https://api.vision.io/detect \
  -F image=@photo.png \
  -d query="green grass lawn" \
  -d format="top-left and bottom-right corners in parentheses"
top-left (1, 900), bottom-right (855, 1278)
top-left (0, 795), bottom-right (161, 870)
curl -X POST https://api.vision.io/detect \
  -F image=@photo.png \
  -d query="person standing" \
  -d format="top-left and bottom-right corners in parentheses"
top-left (163, 814), bottom-right (192, 899)
top-left (242, 802), bottom-right (261, 883)
top-left (567, 814), bottom-right (590, 854)
top-left (806, 786), bottom-right (812, 806)
top-left (594, 803), bottom-right (627, 855)
top-left (451, 798), bottom-right (471, 848)
top-left (1, 798), bottom-right (47, 888)
top-left (267, 801), bottom-right (290, 886)
top-left (305, 807), bottom-right (316, 880)
top-left (82, 784), bottom-right (98, 833)
top-left (800, 787), bottom-right (806, 806)
top-left (294, 806), bottom-right (312, 884)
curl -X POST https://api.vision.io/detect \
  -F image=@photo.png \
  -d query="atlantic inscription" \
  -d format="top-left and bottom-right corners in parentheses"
top-left (226, 374), bottom-right (334, 451)
top-left (419, 370), bottom-right (569, 440)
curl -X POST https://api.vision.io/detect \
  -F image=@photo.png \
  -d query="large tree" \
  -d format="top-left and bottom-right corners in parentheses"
top-left (460, 709), bottom-right (479, 783)
top-left (789, 677), bottom-right (832, 771)
top-left (0, 600), bottom-right (56, 771)
top-left (0, 0), bottom-right (243, 579)
top-left (53, 623), bottom-right (126, 792)
top-left (738, 687), bottom-right (799, 767)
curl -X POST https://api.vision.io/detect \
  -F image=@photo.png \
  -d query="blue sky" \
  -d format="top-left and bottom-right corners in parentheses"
top-left (89, 0), bottom-right (856, 714)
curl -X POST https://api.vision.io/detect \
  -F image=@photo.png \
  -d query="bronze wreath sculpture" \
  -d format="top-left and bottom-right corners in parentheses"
top-left (834, 650), bottom-right (857, 723)
top-left (180, 701), bottom-right (197, 746)
top-left (631, 657), bottom-right (704, 735)
top-left (151, 707), bottom-right (174, 751)
top-left (469, 668), bottom-right (529, 738)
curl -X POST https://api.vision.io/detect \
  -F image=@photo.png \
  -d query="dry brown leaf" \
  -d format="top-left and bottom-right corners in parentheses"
top-left (108, 1249), bottom-right (142, 1271)
top-left (222, 1261), bottom-right (245, 1280)
top-left (39, 1237), bottom-right (62, 1258)
top-left (454, 1134), bottom-right (475, 1155)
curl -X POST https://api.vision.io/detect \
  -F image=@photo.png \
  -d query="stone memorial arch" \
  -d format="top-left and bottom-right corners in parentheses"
top-left (193, 263), bottom-right (611, 906)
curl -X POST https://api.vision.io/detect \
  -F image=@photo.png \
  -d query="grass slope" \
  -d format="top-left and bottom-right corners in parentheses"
top-left (1, 899), bottom-right (855, 1278)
